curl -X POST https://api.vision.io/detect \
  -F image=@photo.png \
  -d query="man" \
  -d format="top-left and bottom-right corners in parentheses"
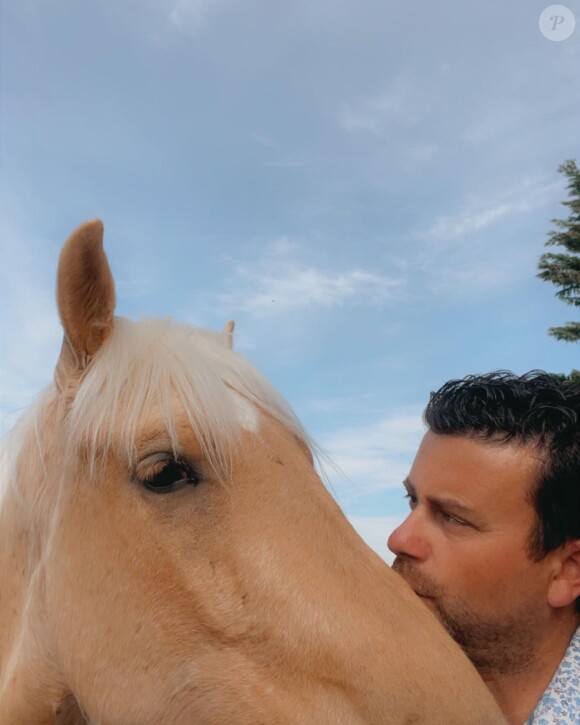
top-left (387, 371), bottom-right (580, 725)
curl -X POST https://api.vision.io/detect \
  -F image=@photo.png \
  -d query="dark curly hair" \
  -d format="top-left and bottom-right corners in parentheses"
top-left (424, 370), bottom-right (580, 613)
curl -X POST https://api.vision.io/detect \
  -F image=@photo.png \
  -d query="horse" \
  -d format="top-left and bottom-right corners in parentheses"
top-left (0, 220), bottom-right (506, 724)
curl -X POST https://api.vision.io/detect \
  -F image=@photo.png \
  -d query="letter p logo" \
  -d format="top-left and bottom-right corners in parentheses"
top-left (539, 5), bottom-right (576, 40)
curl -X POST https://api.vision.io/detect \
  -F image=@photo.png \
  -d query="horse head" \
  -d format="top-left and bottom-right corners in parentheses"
top-left (0, 220), bottom-right (506, 724)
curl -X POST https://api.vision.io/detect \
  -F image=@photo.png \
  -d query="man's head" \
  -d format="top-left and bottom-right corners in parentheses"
top-left (387, 371), bottom-right (580, 674)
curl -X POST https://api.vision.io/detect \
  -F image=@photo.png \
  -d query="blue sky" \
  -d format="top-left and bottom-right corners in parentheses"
top-left (1, 0), bottom-right (579, 562)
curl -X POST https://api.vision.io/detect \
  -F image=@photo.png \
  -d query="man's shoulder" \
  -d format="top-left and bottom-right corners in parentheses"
top-left (528, 627), bottom-right (580, 724)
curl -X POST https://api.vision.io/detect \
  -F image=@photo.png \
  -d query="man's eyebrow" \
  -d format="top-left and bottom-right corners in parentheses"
top-left (403, 477), bottom-right (477, 520)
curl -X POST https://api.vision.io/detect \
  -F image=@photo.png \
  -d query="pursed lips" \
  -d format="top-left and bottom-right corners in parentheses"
top-left (413, 590), bottom-right (434, 599)
top-left (392, 565), bottom-right (435, 600)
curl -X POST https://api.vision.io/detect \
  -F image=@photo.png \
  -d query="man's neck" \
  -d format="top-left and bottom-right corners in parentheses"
top-left (479, 616), bottom-right (578, 725)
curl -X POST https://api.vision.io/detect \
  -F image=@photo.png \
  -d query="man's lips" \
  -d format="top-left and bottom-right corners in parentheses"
top-left (392, 564), bottom-right (436, 600)
top-left (413, 590), bottom-right (435, 599)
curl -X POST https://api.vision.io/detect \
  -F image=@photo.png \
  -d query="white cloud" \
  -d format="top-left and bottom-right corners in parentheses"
top-left (421, 201), bottom-right (530, 241)
top-left (418, 177), bottom-right (561, 242)
top-left (252, 133), bottom-right (279, 148)
top-left (123, 0), bottom-right (231, 38)
top-left (218, 242), bottom-right (404, 317)
top-left (321, 408), bottom-right (425, 495)
top-left (340, 76), bottom-right (424, 136)
top-left (347, 514), bottom-right (404, 564)
top-left (408, 176), bottom-right (565, 298)
top-left (166, 0), bottom-right (229, 34)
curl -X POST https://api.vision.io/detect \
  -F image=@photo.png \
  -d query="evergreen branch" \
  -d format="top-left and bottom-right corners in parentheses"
top-left (548, 322), bottom-right (580, 342)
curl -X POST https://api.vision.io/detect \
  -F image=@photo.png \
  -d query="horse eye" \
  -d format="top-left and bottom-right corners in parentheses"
top-left (138, 457), bottom-right (198, 494)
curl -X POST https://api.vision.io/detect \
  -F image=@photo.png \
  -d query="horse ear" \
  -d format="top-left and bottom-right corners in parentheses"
top-left (54, 219), bottom-right (116, 389)
top-left (223, 319), bottom-right (235, 350)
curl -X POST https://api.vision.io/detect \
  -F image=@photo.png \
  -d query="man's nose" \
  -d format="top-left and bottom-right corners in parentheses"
top-left (387, 512), bottom-right (431, 561)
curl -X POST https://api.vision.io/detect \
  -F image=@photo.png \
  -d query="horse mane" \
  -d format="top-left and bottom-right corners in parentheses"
top-left (1, 317), bottom-right (317, 499)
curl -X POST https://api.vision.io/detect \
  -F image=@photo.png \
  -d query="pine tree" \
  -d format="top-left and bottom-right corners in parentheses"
top-left (537, 159), bottom-right (580, 343)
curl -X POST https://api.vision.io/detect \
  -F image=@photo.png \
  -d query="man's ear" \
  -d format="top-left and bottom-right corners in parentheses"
top-left (54, 219), bottom-right (116, 391)
top-left (547, 540), bottom-right (580, 609)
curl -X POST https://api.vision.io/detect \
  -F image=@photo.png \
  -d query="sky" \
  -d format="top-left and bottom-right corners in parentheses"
top-left (1, 0), bottom-right (579, 563)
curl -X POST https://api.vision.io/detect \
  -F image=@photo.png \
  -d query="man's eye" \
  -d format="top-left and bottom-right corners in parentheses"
top-left (439, 511), bottom-right (467, 526)
top-left (404, 492), bottom-right (467, 527)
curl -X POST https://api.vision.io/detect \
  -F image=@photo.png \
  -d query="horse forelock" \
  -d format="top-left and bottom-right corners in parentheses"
top-left (62, 316), bottom-right (314, 481)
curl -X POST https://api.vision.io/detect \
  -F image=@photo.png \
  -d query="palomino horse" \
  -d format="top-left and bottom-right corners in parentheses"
top-left (0, 221), bottom-right (506, 724)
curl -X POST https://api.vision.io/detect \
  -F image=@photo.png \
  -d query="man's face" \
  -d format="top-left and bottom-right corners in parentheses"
top-left (387, 431), bottom-right (554, 675)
